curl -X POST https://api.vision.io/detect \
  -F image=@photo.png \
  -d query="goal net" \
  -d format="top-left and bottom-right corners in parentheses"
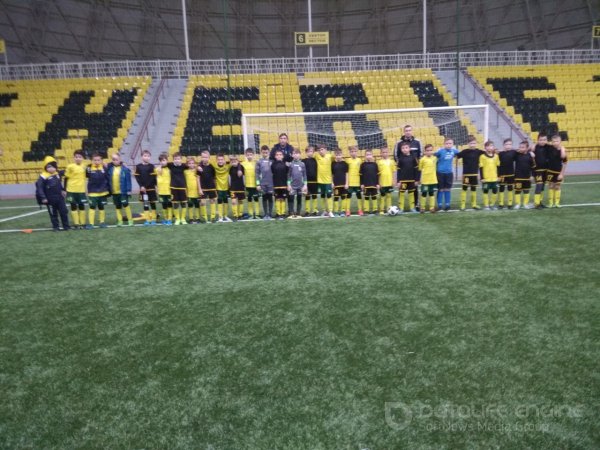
top-left (242, 105), bottom-right (488, 153)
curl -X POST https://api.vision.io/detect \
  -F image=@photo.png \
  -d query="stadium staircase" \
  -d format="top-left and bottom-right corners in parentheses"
top-left (435, 70), bottom-right (524, 146)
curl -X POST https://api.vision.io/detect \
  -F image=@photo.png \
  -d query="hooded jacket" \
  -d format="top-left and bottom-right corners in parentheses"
top-left (35, 156), bottom-right (65, 203)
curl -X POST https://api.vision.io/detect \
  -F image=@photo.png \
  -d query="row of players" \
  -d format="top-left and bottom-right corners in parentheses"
top-left (35, 132), bottom-right (566, 229)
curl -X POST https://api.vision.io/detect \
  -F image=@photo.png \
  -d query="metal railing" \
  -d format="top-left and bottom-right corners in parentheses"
top-left (129, 78), bottom-right (167, 162)
top-left (1, 50), bottom-right (598, 80)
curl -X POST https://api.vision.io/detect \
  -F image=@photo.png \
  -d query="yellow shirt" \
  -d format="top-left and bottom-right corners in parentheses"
top-left (315, 152), bottom-right (333, 184)
top-left (241, 160), bottom-right (256, 188)
top-left (377, 158), bottom-right (394, 187)
top-left (112, 166), bottom-right (121, 194)
top-left (157, 166), bottom-right (171, 196)
top-left (65, 162), bottom-right (86, 193)
top-left (347, 157), bottom-right (362, 186)
top-left (213, 163), bottom-right (230, 191)
top-left (185, 169), bottom-right (200, 198)
top-left (418, 156), bottom-right (438, 185)
top-left (479, 153), bottom-right (500, 182)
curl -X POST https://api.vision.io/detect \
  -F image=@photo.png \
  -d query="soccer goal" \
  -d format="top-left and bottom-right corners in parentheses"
top-left (241, 105), bottom-right (489, 152)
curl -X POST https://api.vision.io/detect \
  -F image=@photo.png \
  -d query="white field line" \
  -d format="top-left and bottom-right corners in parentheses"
top-left (0, 202), bottom-right (599, 234)
top-left (0, 209), bottom-right (46, 223)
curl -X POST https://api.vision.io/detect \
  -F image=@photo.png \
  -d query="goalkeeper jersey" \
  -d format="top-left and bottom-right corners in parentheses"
top-left (315, 152), bottom-right (333, 184)
top-left (479, 153), bottom-right (500, 181)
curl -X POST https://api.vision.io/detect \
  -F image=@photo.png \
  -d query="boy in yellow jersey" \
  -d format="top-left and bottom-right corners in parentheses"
top-left (214, 153), bottom-right (232, 222)
top-left (184, 157), bottom-right (201, 223)
top-left (547, 134), bottom-right (568, 208)
top-left (241, 148), bottom-right (259, 219)
top-left (156, 153), bottom-right (173, 225)
top-left (107, 153), bottom-right (133, 226)
top-left (418, 144), bottom-right (438, 213)
top-left (479, 141), bottom-right (500, 210)
top-left (64, 150), bottom-right (88, 228)
top-left (377, 146), bottom-right (395, 214)
top-left (346, 146), bottom-right (364, 216)
top-left (315, 144), bottom-right (334, 217)
top-left (85, 153), bottom-right (110, 229)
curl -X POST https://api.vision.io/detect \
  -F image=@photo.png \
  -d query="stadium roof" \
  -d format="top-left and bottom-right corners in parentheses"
top-left (0, 0), bottom-right (597, 64)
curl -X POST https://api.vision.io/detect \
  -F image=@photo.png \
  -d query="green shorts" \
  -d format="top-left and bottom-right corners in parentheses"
top-left (88, 195), bottom-right (107, 208)
top-left (380, 186), bottom-right (393, 196)
top-left (421, 184), bottom-right (437, 195)
top-left (112, 193), bottom-right (130, 208)
top-left (348, 186), bottom-right (362, 196)
top-left (217, 190), bottom-right (229, 202)
top-left (66, 192), bottom-right (87, 205)
top-left (318, 183), bottom-right (332, 196)
top-left (483, 182), bottom-right (498, 190)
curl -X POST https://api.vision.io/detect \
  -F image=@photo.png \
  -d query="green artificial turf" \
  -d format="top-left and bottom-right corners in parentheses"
top-left (0, 177), bottom-right (599, 448)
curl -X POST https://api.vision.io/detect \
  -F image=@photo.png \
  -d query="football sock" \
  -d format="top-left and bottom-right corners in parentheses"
top-left (523, 192), bottom-right (530, 205)
top-left (460, 190), bottom-right (467, 209)
top-left (399, 192), bottom-right (405, 210)
top-left (483, 194), bottom-right (489, 207)
top-left (507, 190), bottom-right (514, 206)
top-left (71, 210), bottom-right (79, 226)
top-left (437, 190), bottom-right (443, 207)
top-left (548, 189), bottom-right (555, 207)
top-left (444, 191), bottom-right (451, 207)
top-left (534, 193), bottom-right (541, 206)
top-left (429, 195), bottom-right (436, 210)
top-left (554, 190), bottom-right (561, 205)
top-left (327, 197), bottom-right (333, 212)
top-left (99, 209), bottom-right (105, 224)
top-left (409, 193), bottom-right (415, 210)
top-left (201, 205), bottom-right (207, 221)
top-left (78, 210), bottom-right (86, 225)
top-left (124, 205), bottom-right (133, 221)
top-left (88, 209), bottom-right (95, 225)
top-left (491, 192), bottom-right (497, 206)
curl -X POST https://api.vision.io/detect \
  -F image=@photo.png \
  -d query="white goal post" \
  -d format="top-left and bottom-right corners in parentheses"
top-left (241, 104), bottom-right (489, 153)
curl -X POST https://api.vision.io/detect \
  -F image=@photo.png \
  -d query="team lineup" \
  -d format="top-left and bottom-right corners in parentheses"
top-left (34, 126), bottom-right (568, 230)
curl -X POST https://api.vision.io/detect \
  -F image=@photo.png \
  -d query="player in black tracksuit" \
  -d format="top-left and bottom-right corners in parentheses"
top-left (35, 157), bottom-right (70, 231)
top-left (134, 150), bottom-right (158, 224)
top-left (514, 141), bottom-right (536, 209)
top-left (457, 140), bottom-right (484, 210)
top-left (360, 150), bottom-right (379, 215)
top-left (498, 140), bottom-right (517, 208)
top-left (532, 134), bottom-right (553, 207)
top-left (271, 153), bottom-right (289, 219)
top-left (303, 147), bottom-right (318, 215)
top-left (396, 144), bottom-right (420, 212)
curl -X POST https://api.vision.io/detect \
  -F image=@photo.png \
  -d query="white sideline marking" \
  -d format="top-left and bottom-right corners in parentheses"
top-left (0, 202), bottom-right (599, 234)
top-left (0, 209), bottom-right (46, 223)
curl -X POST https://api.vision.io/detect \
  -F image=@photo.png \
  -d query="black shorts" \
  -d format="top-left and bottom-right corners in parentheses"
top-left (201, 189), bottom-right (217, 200)
top-left (66, 192), bottom-right (87, 205)
top-left (534, 169), bottom-right (547, 184)
top-left (274, 187), bottom-right (288, 199)
top-left (462, 175), bottom-right (479, 187)
top-left (159, 195), bottom-right (172, 204)
top-left (398, 181), bottom-right (416, 192)
top-left (171, 188), bottom-right (187, 202)
top-left (307, 182), bottom-right (318, 195)
top-left (363, 187), bottom-right (378, 197)
top-left (112, 194), bottom-right (129, 208)
top-left (514, 179), bottom-right (532, 191)
top-left (546, 171), bottom-right (562, 184)
top-left (139, 190), bottom-right (157, 203)
top-left (187, 197), bottom-right (200, 207)
top-left (437, 172), bottom-right (453, 190)
top-left (246, 187), bottom-right (259, 199)
top-left (334, 186), bottom-right (348, 198)
top-left (421, 184), bottom-right (437, 195)
top-left (499, 175), bottom-right (515, 186)
top-left (230, 191), bottom-right (246, 200)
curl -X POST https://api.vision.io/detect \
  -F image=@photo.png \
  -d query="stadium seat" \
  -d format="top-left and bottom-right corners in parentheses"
top-left (468, 64), bottom-right (600, 160)
top-left (0, 76), bottom-right (150, 184)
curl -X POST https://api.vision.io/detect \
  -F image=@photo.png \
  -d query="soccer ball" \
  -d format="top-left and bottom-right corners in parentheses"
top-left (387, 205), bottom-right (400, 216)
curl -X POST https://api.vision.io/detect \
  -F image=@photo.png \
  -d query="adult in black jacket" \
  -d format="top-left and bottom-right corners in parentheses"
top-left (270, 133), bottom-right (294, 163)
top-left (394, 125), bottom-right (422, 209)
